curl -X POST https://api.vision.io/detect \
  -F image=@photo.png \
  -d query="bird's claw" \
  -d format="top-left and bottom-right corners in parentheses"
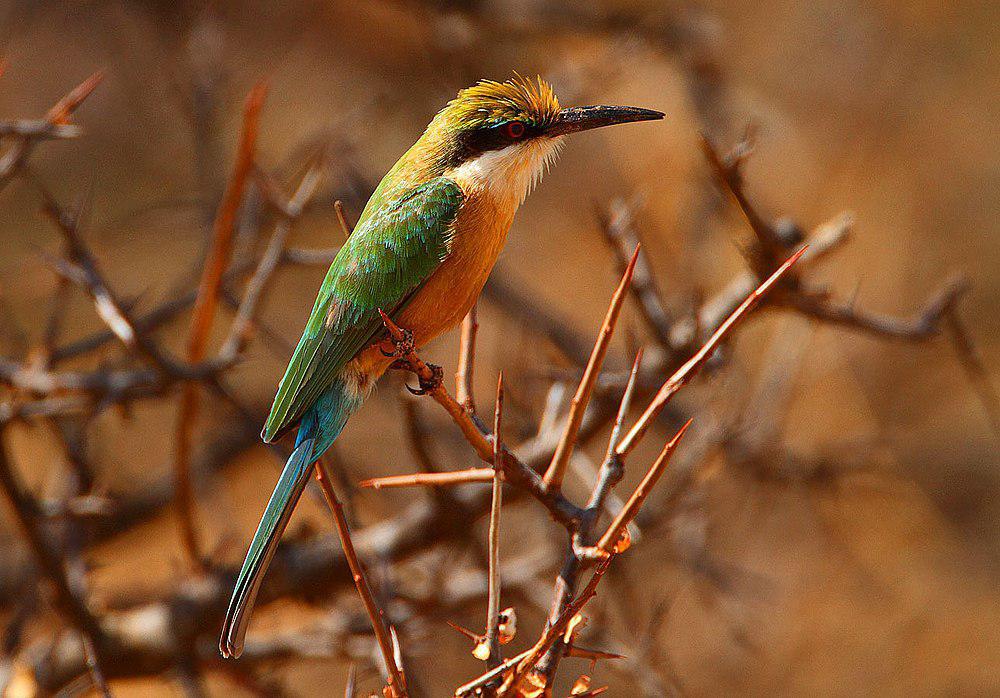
top-left (405, 363), bottom-right (443, 396)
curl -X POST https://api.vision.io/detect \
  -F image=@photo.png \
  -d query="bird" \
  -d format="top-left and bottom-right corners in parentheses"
top-left (220, 74), bottom-right (662, 658)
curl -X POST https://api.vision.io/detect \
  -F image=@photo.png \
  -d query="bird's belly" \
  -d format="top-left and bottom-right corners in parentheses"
top-left (353, 195), bottom-right (514, 378)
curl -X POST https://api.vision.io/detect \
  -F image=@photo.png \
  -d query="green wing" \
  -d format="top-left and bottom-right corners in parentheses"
top-left (262, 177), bottom-right (464, 441)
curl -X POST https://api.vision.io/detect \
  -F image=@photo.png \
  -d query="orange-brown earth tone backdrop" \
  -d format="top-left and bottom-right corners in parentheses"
top-left (0, 0), bottom-right (997, 695)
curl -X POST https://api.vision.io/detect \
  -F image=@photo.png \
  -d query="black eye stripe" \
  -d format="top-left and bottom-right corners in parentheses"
top-left (456, 122), bottom-right (539, 160)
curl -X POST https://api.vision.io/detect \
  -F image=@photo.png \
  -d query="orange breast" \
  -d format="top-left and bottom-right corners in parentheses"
top-left (351, 189), bottom-right (515, 378)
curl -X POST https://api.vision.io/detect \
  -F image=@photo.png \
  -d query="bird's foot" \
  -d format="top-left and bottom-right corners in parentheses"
top-left (380, 327), bottom-right (415, 358)
top-left (405, 363), bottom-right (443, 396)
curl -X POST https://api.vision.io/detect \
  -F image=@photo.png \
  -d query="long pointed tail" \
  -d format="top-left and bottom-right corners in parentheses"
top-left (219, 435), bottom-right (314, 658)
top-left (219, 378), bottom-right (364, 658)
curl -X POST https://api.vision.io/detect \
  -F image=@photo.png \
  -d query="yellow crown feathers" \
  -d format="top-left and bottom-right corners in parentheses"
top-left (437, 74), bottom-right (561, 129)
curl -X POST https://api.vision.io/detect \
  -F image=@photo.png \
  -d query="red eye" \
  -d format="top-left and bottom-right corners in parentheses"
top-left (505, 121), bottom-right (526, 139)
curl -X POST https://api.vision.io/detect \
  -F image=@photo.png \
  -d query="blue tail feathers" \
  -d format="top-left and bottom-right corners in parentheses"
top-left (220, 378), bottom-right (363, 658)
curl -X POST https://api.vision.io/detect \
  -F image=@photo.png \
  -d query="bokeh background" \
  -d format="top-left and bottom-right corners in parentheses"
top-left (0, 0), bottom-right (997, 695)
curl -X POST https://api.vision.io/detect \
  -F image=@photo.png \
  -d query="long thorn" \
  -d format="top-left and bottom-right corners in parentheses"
top-left (606, 347), bottom-right (644, 459)
top-left (543, 245), bottom-right (640, 490)
top-left (598, 420), bottom-right (692, 552)
top-left (359, 469), bottom-right (495, 489)
top-left (46, 71), bottom-right (105, 124)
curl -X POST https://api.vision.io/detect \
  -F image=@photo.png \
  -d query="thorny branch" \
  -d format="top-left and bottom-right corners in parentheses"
top-left (378, 310), bottom-right (585, 529)
top-left (0, 70), bottom-right (104, 192)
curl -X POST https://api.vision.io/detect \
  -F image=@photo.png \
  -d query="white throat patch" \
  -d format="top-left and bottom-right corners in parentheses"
top-left (449, 137), bottom-right (564, 206)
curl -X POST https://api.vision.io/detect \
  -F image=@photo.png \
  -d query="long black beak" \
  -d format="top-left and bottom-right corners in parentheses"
top-left (546, 105), bottom-right (664, 136)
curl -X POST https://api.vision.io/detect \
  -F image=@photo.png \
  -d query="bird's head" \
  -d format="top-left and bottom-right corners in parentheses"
top-left (414, 75), bottom-right (663, 205)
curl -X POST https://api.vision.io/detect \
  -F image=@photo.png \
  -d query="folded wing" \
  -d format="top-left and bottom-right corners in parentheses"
top-left (262, 177), bottom-right (464, 442)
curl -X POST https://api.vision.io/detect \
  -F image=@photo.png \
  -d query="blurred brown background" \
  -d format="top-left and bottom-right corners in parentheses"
top-left (0, 0), bottom-right (997, 695)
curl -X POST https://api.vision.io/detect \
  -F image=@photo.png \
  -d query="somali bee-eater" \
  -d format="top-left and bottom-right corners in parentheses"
top-left (220, 75), bottom-right (662, 658)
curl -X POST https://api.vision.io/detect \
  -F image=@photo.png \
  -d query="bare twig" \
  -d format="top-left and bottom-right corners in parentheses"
top-left (484, 373), bottom-right (505, 669)
top-left (315, 459), bottom-right (408, 698)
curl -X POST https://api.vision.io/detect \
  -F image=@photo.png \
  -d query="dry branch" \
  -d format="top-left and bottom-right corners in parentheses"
top-left (315, 460), bottom-right (408, 697)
